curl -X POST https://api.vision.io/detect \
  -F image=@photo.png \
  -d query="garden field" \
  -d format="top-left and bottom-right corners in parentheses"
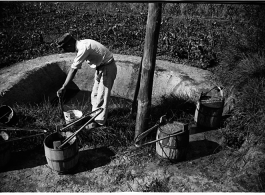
top-left (0, 2), bottom-right (265, 192)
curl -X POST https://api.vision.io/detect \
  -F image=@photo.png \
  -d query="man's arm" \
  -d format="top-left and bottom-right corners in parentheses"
top-left (57, 68), bottom-right (78, 97)
top-left (57, 46), bottom-right (88, 97)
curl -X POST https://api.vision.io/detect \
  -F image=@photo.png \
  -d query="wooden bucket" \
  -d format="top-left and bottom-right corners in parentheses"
top-left (44, 132), bottom-right (79, 173)
top-left (156, 122), bottom-right (189, 162)
top-left (0, 132), bottom-right (11, 168)
top-left (194, 87), bottom-right (224, 129)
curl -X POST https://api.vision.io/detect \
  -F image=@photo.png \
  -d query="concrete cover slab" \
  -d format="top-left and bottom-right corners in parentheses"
top-left (0, 53), bottom-right (220, 106)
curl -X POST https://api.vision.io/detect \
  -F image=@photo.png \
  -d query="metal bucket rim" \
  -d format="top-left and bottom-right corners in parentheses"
top-left (0, 105), bottom-right (14, 124)
top-left (158, 122), bottom-right (188, 135)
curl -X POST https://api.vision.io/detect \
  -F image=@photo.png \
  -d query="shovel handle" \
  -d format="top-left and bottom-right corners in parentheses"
top-left (0, 127), bottom-right (47, 133)
top-left (0, 132), bottom-right (47, 145)
top-left (0, 111), bottom-right (12, 121)
top-left (58, 108), bottom-right (103, 149)
top-left (58, 95), bottom-right (65, 123)
top-left (60, 108), bottom-right (102, 131)
top-left (135, 129), bottom-right (184, 147)
top-left (134, 115), bottom-right (167, 147)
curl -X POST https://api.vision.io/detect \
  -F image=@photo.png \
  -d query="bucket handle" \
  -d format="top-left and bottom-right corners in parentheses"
top-left (201, 86), bottom-right (223, 99)
top-left (58, 108), bottom-right (103, 149)
top-left (134, 115), bottom-right (184, 148)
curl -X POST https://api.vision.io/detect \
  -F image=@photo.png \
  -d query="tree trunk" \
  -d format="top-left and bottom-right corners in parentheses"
top-left (134, 3), bottom-right (162, 140)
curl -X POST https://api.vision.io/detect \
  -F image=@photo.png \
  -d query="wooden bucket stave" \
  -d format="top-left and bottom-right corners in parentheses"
top-left (156, 122), bottom-right (189, 162)
top-left (44, 132), bottom-right (79, 173)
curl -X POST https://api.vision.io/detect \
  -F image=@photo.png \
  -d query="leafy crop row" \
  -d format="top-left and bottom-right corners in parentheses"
top-left (1, 2), bottom-right (265, 70)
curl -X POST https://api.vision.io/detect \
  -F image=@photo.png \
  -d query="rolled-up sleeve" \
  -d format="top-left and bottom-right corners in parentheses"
top-left (71, 48), bottom-right (89, 69)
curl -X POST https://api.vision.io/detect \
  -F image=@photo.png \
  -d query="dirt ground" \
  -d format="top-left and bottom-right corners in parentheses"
top-left (0, 126), bottom-right (247, 192)
top-left (0, 53), bottom-right (248, 192)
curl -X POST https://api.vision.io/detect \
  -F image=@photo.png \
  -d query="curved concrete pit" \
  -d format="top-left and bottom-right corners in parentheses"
top-left (0, 53), bottom-right (220, 106)
top-left (0, 54), bottom-right (229, 192)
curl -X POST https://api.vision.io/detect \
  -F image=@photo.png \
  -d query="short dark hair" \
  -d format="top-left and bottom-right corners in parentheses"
top-left (57, 33), bottom-right (73, 48)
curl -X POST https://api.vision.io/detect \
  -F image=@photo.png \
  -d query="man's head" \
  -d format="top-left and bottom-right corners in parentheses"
top-left (57, 33), bottom-right (76, 52)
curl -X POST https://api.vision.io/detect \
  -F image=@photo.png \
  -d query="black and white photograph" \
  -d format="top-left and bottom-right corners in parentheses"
top-left (0, 1), bottom-right (264, 192)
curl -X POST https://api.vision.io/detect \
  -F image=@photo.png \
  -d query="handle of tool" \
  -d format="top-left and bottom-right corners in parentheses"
top-left (0, 132), bottom-right (47, 144)
top-left (0, 127), bottom-right (47, 133)
top-left (0, 111), bottom-right (12, 121)
top-left (134, 123), bottom-right (159, 145)
top-left (58, 108), bottom-right (103, 149)
top-left (60, 108), bottom-right (102, 132)
top-left (135, 129), bottom-right (184, 147)
top-left (134, 115), bottom-right (167, 147)
top-left (58, 95), bottom-right (65, 123)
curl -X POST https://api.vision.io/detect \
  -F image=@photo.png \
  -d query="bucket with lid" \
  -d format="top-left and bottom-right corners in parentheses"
top-left (155, 122), bottom-right (189, 162)
top-left (194, 86), bottom-right (224, 129)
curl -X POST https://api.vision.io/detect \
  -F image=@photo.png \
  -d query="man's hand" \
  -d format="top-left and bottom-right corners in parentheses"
top-left (57, 86), bottom-right (66, 98)
top-left (57, 68), bottom-right (78, 98)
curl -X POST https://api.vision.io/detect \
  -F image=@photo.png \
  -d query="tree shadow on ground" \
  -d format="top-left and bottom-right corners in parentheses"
top-left (155, 139), bottom-right (221, 166)
top-left (186, 139), bottom-right (221, 161)
top-left (186, 125), bottom-right (222, 161)
top-left (0, 145), bottom-right (115, 175)
top-left (0, 144), bottom-right (47, 173)
top-left (154, 124), bottom-right (223, 164)
top-left (69, 147), bottom-right (115, 175)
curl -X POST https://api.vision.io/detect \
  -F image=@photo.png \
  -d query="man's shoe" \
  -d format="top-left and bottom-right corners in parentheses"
top-left (85, 122), bottom-right (99, 130)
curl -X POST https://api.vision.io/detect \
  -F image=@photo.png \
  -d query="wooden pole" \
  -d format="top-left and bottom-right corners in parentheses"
top-left (130, 56), bottom-right (143, 116)
top-left (135, 3), bottom-right (162, 139)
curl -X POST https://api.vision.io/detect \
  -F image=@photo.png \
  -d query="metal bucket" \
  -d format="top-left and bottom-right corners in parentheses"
top-left (194, 86), bottom-right (224, 129)
top-left (63, 110), bottom-right (83, 125)
top-left (156, 122), bottom-right (189, 162)
top-left (44, 132), bottom-right (79, 173)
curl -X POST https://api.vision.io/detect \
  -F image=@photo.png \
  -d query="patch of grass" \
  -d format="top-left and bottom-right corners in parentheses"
top-left (7, 94), bottom-right (195, 154)
top-left (143, 178), bottom-right (170, 192)
top-left (219, 54), bottom-right (265, 149)
top-left (12, 99), bottom-right (63, 130)
top-left (151, 95), bottom-right (195, 124)
top-left (215, 53), bottom-right (265, 191)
